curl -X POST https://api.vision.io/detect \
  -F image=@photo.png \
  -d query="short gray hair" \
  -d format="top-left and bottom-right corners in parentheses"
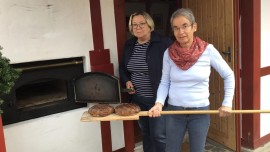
top-left (128, 11), bottom-right (155, 34)
top-left (170, 8), bottom-right (195, 27)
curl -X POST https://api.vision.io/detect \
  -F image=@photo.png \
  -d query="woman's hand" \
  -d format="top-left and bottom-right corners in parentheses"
top-left (218, 106), bottom-right (232, 117)
top-left (126, 81), bottom-right (135, 94)
top-left (149, 102), bottom-right (163, 117)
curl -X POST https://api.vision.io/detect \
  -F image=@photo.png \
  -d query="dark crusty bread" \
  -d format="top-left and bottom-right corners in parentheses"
top-left (88, 104), bottom-right (115, 117)
top-left (115, 103), bottom-right (141, 116)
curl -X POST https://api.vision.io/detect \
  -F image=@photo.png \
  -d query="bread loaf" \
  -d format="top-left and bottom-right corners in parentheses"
top-left (115, 103), bottom-right (141, 116)
top-left (88, 104), bottom-right (115, 117)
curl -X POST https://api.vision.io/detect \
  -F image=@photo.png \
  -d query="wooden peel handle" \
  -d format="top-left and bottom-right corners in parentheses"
top-left (139, 110), bottom-right (270, 116)
top-left (81, 110), bottom-right (270, 122)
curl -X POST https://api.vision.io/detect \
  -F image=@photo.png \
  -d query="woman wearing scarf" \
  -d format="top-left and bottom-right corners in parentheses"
top-left (149, 8), bottom-right (235, 152)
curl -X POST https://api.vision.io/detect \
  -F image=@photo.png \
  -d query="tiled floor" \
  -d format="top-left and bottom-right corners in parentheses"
top-left (181, 139), bottom-right (233, 152)
top-left (134, 138), bottom-right (233, 152)
top-left (134, 138), bottom-right (270, 152)
top-left (205, 139), bottom-right (233, 152)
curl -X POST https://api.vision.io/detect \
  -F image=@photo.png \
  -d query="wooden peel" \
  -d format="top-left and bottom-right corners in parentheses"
top-left (80, 110), bottom-right (270, 122)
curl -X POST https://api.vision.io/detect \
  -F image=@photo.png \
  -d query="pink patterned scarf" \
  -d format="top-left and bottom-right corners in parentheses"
top-left (169, 36), bottom-right (208, 70)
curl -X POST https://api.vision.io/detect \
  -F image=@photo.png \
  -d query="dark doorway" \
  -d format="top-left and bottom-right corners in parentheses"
top-left (125, 0), bottom-right (181, 39)
top-left (124, 0), bottom-right (181, 144)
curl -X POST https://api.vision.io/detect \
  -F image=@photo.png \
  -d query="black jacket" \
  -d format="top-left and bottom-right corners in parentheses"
top-left (119, 31), bottom-right (173, 98)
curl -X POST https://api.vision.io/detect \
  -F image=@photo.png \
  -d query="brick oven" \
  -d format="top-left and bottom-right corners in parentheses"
top-left (1, 57), bottom-right (86, 125)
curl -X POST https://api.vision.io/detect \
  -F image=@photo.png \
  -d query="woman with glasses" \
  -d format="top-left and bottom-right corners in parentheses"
top-left (119, 11), bottom-right (173, 152)
top-left (148, 8), bottom-right (235, 152)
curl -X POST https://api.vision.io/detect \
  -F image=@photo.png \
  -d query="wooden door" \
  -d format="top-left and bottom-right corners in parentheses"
top-left (182, 0), bottom-right (236, 150)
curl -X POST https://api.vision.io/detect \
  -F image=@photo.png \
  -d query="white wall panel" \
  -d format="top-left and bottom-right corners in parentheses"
top-left (261, 0), bottom-right (270, 68)
top-left (1, 0), bottom-right (117, 152)
top-left (260, 0), bottom-right (270, 138)
top-left (0, 0), bottom-right (93, 67)
top-left (260, 75), bottom-right (270, 137)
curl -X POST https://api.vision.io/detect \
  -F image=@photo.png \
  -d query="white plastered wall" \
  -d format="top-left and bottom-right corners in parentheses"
top-left (260, 0), bottom-right (270, 137)
top-left (0, 0), bottom-right (93, 71)
top-left (1, 0), bottom-right (124, 151)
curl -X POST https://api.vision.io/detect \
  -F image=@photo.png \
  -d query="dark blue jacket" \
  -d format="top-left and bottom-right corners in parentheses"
top-left (119, 31), bottom-right (173, 98)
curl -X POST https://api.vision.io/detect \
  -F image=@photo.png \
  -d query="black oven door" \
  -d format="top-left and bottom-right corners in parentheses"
top-left (73, 72), bottom-right (121, 104)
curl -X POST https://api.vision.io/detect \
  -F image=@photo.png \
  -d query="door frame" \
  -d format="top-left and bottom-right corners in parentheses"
top-left (234, 0), bottom-right (241, 151)
top-left (113, 0), bottom-right (241, 151)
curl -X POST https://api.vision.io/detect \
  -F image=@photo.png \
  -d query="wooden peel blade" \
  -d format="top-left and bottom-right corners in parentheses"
top-left (81, 110), bottom-right (270, 122)
top-left (80, 111), bottom-right (140, 122)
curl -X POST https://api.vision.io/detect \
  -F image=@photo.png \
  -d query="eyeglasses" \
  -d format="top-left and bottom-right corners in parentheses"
top-left (131, 22), bottom-right (147, 29)
top-left (172, 24), bottom-right (193, 32)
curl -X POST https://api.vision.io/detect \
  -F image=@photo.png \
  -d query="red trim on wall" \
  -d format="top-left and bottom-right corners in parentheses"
top-left (100, 121), bottom-right (113, 152)
top-left (91, 64), bottom-right (114, 75)
top-left (240, 0), bottom-right (261, 149)
top-left (123, 121), bottom-right (135, 151)
top-left (89, 1), bottom-right (112, 152)
top-left (114, 0), bottom-right (126, 65)
top-left (89, 49), bottom-right (111, 65)
top-left (254, 134), bottom-right (270, 148)
top-left (233, 0), bottom-right (241, 151)
top-left (89, 49), bottom-right (114, 74)
top-left (0, 116), bottom-right (6, 152)
top-left (113, 1), bottom-right (135, 152)
top-left (261, 67), bottom-right (270, 77)
top-left (89, 0), bottom-right (104, 50)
